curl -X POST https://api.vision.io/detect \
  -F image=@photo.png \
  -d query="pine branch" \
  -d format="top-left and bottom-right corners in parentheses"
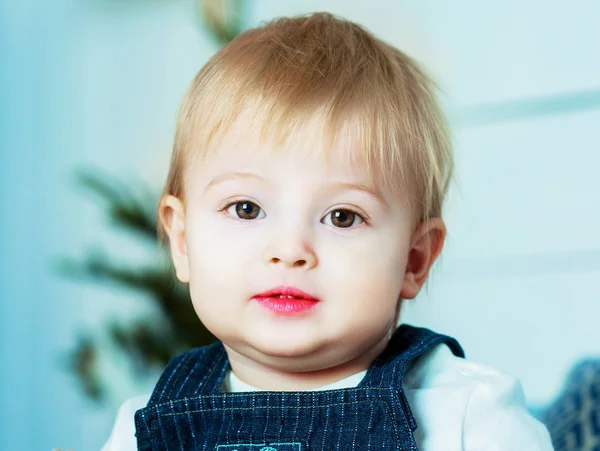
top-left (58, 1), bottom-right (247, 403)
top-left (75, 169), bottom-right (158, 242)
top-left (58, 169), bottom-right (216, 403)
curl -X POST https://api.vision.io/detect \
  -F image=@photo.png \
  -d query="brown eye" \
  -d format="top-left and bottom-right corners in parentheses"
top-left (324, 209), bottom-right (364, 228)
top-left (232, 201), bottom-right (262, 220)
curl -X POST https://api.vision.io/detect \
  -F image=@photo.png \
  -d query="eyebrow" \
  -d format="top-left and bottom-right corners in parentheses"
top-left (329, 181), bottom-right (389, 210)
top-left (204, 171), bottom-right (388, 209)
top-left (204, 171), bottom-right (265, 193)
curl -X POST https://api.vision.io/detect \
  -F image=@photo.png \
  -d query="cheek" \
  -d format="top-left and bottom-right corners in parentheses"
top-left (321, 237), bottom-right (408, 310)
top-left (187, 213), bottom-right (254, 268)
top-left (185, 215), bottom-right (258, 304)
top-left (332, 228), bottom-right (409, 277)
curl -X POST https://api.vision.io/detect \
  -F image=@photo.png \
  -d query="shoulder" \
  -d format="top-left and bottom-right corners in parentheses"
top-left (404, 343), bottom-right (554, 450)
top-left (101, 394), bottom-right (151, 451)
top-left (404, 340), bottom-right (506, 389)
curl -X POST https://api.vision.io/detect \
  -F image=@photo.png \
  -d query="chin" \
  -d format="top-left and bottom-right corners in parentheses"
top-left (239, 331), bottom-right (322, 361)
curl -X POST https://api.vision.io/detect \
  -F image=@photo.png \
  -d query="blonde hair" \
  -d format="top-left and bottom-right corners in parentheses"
top-left (159, 12), bottom-right (453, 242)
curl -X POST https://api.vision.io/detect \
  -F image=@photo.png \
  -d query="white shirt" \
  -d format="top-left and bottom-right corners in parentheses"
top-left (101, 344), bottom-right (553, 450)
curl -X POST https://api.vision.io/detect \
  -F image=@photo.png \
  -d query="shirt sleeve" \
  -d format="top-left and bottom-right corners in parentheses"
top-left (101, 394), bottom-right (150, 451)
top-left (462, 373), bottom-right (554, 450)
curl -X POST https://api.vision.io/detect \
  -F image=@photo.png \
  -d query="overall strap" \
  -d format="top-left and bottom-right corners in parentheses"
top-left (359, 324), bottom-right (465, 432)
top-left (361, 324), bottom-right (465, 389)
top-left (147, 341), bottom-right (229, 406)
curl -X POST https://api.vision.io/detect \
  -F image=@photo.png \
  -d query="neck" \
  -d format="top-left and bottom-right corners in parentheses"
top-left (222, 334), bottom-right (390, 391)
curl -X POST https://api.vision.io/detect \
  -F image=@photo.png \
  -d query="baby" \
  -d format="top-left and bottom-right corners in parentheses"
top-left (103, 12), bottom-right (553, 450)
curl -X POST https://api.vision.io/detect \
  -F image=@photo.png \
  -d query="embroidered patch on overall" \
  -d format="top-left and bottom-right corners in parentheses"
top-left (216, 443), bottom-right (302, 451)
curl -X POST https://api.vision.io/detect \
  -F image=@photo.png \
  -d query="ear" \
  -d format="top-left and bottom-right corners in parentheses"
top-left (158, 195), bottom-right (190, 283)
top-left (399, 218), bottom-right (446, 299)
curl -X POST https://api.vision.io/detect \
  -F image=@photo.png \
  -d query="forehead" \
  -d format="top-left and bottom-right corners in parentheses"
top-left (190, 113), bottom-right (380, 189)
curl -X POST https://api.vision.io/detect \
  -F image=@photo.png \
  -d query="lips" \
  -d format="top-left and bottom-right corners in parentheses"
top-left (253, 285), bottom-right (320, 302)
top-left (252, 285), bottom-right (320, 314)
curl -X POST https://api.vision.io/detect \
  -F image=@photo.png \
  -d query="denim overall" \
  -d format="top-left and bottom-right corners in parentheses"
top-left (134, 324), bottom-right (464, 450)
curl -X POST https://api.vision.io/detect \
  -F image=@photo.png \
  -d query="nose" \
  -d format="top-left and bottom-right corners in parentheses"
top-left (263, 231), bottom-right (318, 269)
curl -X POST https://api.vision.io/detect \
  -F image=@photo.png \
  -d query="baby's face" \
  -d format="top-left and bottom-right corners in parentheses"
top-left (167, 119), bottom-right (425, 375)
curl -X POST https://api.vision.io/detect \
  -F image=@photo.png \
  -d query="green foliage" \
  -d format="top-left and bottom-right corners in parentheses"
top-left (59, 0), bottom-right (247, 403)
top-left (58, 170), bottom-right (216, 402)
